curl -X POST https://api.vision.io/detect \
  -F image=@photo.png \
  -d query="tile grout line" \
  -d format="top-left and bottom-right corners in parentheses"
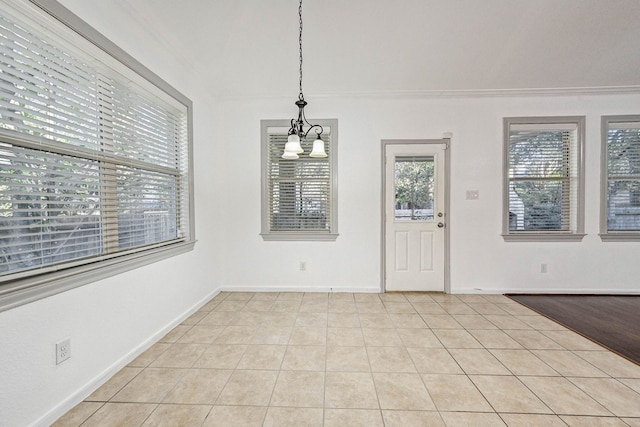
top-left (58, 291), bottom-right (640, 426)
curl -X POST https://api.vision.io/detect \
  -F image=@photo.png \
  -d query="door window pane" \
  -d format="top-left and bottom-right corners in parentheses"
top-left (394, 156), bottom-right (434, 221)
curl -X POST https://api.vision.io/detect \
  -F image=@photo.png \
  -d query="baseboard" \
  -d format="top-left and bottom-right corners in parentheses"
top-left (36, 287), bottom-right (221, 427)
top-left (218, 285), bottom-right (639, 296)
top-left (218, 286), bottom-right (640, 295)
top-left (218, 285), bottom-right (382, 294)
top-left (452, 287), bottom-right (640, 295)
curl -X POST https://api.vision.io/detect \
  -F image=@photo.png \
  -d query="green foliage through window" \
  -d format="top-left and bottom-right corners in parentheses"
top-left (394, 157), bottom-right (434, 221)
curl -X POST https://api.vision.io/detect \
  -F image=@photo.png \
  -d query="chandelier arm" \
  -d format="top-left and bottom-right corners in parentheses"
top-left (300, 106), bottom-right (323, 137)
top-left (288, 118), bottom-right (298, 135)
top-left (303, 124), bottom-right (324, 138)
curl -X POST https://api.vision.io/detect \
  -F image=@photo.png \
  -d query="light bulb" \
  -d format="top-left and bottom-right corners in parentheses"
top-left (284, 133), bottom-right (303, 154)
top-left (282, 151), bottom-right (299, 159)
top-left (309, 137), bottom-right (327, 158)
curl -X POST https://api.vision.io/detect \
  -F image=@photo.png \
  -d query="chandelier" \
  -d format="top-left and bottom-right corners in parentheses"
top-left (282, 0), bottom-right (326, 159)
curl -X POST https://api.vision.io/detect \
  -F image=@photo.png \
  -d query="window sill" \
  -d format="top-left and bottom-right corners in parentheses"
top-left (261, 232), bottom-right (339, 242)
top-left (502, 233), bottom-right (586, 242)
top-left (599, 233), bottom-right (640, 242)
top-left (0, 240), bottom-right (196, 313)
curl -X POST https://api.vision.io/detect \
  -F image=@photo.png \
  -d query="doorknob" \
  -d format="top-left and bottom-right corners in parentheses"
top-left (437, 222), bottom-right (445, 228)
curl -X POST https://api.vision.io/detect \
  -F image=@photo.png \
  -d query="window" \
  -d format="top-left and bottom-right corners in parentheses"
top-left (0, 1), bottom-right (194, 311)
top-left (261, 119), bottom-right (338, 241)
top-left (601, 115), bottom-right (640, 241)
top-left (503, 116), bottom-right (585, 241)
top-left (394, 156), bottom-right (435, 221)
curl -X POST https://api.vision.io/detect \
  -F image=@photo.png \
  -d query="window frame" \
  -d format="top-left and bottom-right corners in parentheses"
top-left (502, 116), bottom-right (586, 242)
top-left (0, 0), bottom-right (195, 312)
top-left (260, 119), bottom-right (338, 241)
top-left (600, 115), bottom-right (640, 241)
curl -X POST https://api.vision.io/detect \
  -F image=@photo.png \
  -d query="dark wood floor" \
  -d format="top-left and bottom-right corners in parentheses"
top-left (506, 294), bottom-right (640, 365)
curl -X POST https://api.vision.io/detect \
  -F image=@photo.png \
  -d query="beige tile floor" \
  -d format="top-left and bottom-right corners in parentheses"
top-left (54, 292), bottom-right (640, 426)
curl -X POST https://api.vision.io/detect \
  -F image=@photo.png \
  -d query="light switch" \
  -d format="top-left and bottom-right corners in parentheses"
top-left (466, 190), bottom-right (479, 200)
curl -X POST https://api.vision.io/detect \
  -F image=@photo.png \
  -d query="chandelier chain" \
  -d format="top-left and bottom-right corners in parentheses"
top-left (298, 0), bottom-right (303, 99)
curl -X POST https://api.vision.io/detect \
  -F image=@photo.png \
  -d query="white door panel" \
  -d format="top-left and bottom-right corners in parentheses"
top-left (384, 142), bottom-right (447, 292)
top-left (394, 231), bottom-right (409, 271)
top-left (420, 231), bottom-right (434, 271)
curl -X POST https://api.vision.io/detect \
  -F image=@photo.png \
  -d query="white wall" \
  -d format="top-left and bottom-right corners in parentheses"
top-left (216, 93), bottom-right (640, 294)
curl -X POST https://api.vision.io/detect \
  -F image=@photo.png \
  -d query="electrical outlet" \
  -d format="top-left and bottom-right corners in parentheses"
top-left (300, 261), bottom-right (306, 271)
top-left (56, 338), bottom-right (71, 364)
top-left (540, 263), bottom-right (548, 273)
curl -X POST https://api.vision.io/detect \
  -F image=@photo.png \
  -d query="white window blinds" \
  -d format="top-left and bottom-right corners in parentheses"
top-left (0, 2), bottom-right (191, 281)
top-left (604, 117), bottom-right (640, 233)
top-left (261, 120), bottom-right (338, 241)
top-left (504, 117), bottom-right (584, 239)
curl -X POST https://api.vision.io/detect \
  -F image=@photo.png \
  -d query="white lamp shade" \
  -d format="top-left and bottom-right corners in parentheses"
top-left (284, 133), bottom-right (303, 154)
top-left (309, 137), bottom-right (327, 158)
top-left (281, 151), bottom-right (299, 159)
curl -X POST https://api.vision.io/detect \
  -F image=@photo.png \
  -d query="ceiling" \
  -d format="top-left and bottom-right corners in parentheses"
top-left (60, 0), bottom-right (640, 98)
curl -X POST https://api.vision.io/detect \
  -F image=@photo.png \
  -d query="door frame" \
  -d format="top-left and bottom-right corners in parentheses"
top-left (381, 139), bottom-right (451, 293)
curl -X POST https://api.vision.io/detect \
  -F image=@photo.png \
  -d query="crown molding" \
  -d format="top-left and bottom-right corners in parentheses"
top-left (316, 86), bottom-right (640, 99)
top-left (215, 85), bottom-right (640, 102)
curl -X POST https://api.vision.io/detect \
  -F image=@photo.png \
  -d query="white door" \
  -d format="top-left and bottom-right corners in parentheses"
top-left (384, 142), bottom-right (447, 292)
